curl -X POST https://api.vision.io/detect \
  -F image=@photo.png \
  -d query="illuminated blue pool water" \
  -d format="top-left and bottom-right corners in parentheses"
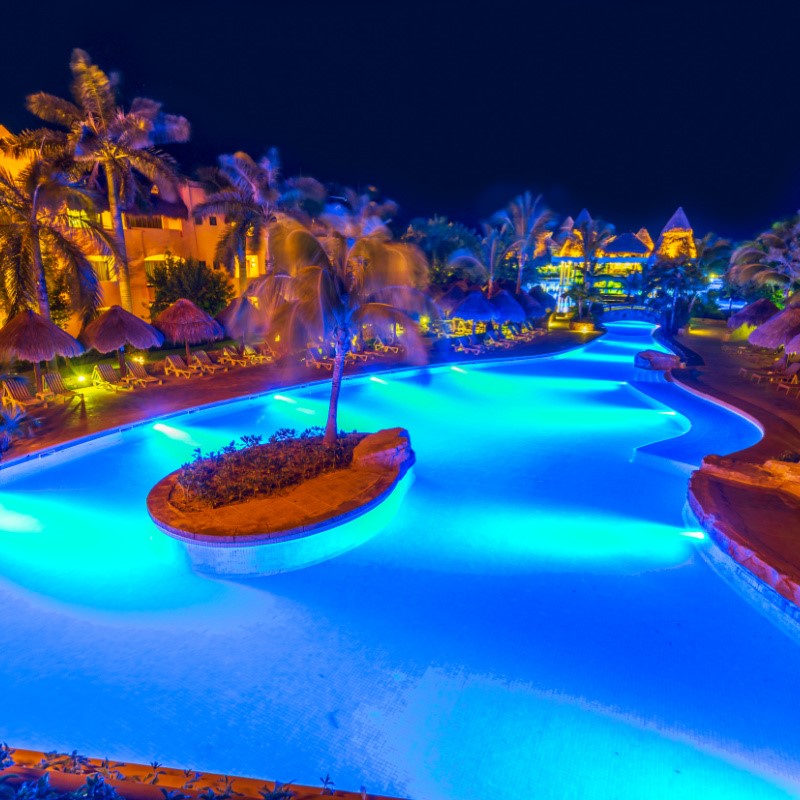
top-left (0, 322), bottom-right (798, 800)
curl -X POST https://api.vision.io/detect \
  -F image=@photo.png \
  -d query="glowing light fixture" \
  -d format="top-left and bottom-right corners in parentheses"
top-left (451, 366), bottom-right (467, 374)
top-left (77, 375), bottom-right (86, 383)
top-left (681, 530), bottom-right (706, 540)
top-left (297, 407), bottom-right (315, 415)
top-left (273, 395), bottom-right (297, 404)
top-left (152, 423), bottom-right (196, 444)
top-left (370, 376), bottom-right (388, 385)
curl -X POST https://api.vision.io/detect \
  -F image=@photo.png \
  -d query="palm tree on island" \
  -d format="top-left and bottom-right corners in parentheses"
top-left (2, 49), bottom-right (190, 313)
top-left (448, 223), bottom-right (509, 297)
top-left (265, 217), bottom-right (429, 445)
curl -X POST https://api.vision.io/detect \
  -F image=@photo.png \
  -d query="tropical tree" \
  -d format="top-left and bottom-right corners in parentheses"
top-left (3, 48), bottom-right (190, 312)
top-left (402, 216), bottom-right (480, 285)
top-left (194, 150), bottom-right (324, 293)
top-left (493, 192), bottom-right (554, 294)
top-left (562, 210), bottom-right (616, 291)
top-left (728, 217), bottom-right (800, 297)
top-left (0, 158), bottom-right (109, 323)
top-left (448, 223), bottom-right (510, 296)
top-left (263, 219), bottom-right (429, 445)
top-left (149, 255), bottom-right (234, 318)
top-left (646, 256), bottom-right (707, 331)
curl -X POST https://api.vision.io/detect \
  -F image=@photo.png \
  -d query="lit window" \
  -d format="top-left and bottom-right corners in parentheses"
top-left (246, 256), bottom-right (259, 277)
top-left (125, 214), bottom-right (163, 230)
top-left (89, 257), bottom-right (116, 282)
top-left (165, 217), bottom-right (183, 231)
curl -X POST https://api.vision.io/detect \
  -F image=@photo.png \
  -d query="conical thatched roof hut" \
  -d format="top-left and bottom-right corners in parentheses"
top-left (513, 292), bottom-right (546, 320)
top-left (155, 299), bottom-right (224, 361)
top-left (83, 305), bottom-right (164, 376)
top-left (0, 310), bottom-right (84, 392)
top-left (748, 307), bottom-right (800, 349)
top-left (438, 284), bottom-right (469, 316)
top-left (727, 298), bottom-right (779, 330)
top-left (489, 290), bottom-right (526, 323)
top-left (529, 286), bottom-right (557, 313)
top-left (453, 291), bottom-right (498, 323)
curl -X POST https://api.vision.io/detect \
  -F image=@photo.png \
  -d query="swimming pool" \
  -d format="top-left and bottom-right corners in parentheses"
top-left (0, 322), bottom-right (797, 800)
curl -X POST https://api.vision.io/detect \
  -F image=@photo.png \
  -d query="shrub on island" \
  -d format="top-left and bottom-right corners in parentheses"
top-left (172, 427), bottom-right (366, 510)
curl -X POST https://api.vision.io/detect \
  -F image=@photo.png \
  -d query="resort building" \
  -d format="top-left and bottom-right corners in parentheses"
top-left (539, 206), bottom-right (697, 307)
top-left (0, 124), bottom-right (267, 323)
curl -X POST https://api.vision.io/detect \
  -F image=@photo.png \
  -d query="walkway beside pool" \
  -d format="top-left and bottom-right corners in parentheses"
top-left (3, 330), bottom-right (597, 463)
top-left (673, 322), bottom-right (800, 608)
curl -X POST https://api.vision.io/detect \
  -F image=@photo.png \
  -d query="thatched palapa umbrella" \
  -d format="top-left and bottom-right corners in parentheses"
top-left (453, 290), bottom-right (498, 333)
top-left (437, 284), bottom-right (468, 316)
top-left (154, 298), bottom-right (224, 361)
top-left (83, 305), bottom-right (164, 377)
top-left (727, 298), bottom-right (779, 331)
top-left (0, 310), bottom-right (83, 393)
top-left (514, 291), bottom-right (547, 320)
top-left (748, 306), bottom-right (800, 349)
top-left (529, 286), bottom-right (557, 313)
top-left (489, 290), bottom-right (526, 323)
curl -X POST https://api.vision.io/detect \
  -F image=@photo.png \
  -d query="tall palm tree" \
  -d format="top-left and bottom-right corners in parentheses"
top-left (728, 218), bottom-right (800, 296)
top-left (448, 223), bottom-right (509, 296)
top-left (195, 150), bottom-right (324, 293)
top-left (0, 158), bottom-right (109, 323)
top-left (3, 49), bottom-right (190, 312)
top-left (646, 255), bottom-right (706, 331)
top-left (264, 219), bottom-right (428, 445)
top-left (493, 192), bottom-right (553, 294)
top-left (562, 210), bottom-right (616, 292)
top-left (402, 215), bottom-right (480, 286)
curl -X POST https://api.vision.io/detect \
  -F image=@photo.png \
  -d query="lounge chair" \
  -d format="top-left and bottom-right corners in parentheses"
top-left (164, 355), bottom-right (199, 379)
top-left (452, 336), bottom-right (482, 355)
top-left (43, 372), bottom-right (82, 403)
top-left (123, 360), bottom-right (163, 386)
top-left (1, 377), bottom-right (49, 412)
top-left (243, 344), bottom-right (272, 364)
top-left (304, 349), bottom-right (334, 370)
top-left (92, 363), bottom-right (133, 391)
top-left (374, 337), bottom-right (401, 354)
top-left (775, 365), bottom-right (800, 393)
top-left (218, 345), bottom-right (249, 367)
top-left (192, 350), bottom-right (227, 374)
top-left (751, 361), bottom-right (800, 385)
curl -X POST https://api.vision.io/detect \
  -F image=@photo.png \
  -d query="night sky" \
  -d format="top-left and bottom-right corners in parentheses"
top-left (2, 1), bottom-right (800, 240)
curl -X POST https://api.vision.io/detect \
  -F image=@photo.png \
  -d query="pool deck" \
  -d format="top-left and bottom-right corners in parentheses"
top-left (672, 323), bottom-right (800, 607)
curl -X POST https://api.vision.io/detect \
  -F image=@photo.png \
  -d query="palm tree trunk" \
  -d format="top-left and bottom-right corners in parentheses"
top-left (31, 227), bottom-right (51, 319)
top-left (515, 254), bottom-right (523, 295)
top-left (105, 166), bottom-right (133, 312)
top-left (236, 244), bottom-right (248, 294)
top-left (324, 337), bottom-right (347, 446)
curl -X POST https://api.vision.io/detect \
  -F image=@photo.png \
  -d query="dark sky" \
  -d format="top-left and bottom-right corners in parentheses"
top-left (2, 1), bottom-right (800, 240)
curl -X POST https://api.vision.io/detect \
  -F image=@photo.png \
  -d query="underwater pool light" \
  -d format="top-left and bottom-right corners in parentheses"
top-left (370, 376), bottom-right (388, 385)
top-left (273, 395), bottom-right (297, 404)
top-left (297, 407), bottom-right (315, 415)
top-left (681, 530), bottom-right (706, 540)
top-left (152, 423), bottom-right (196, 445)
top-left (451, 366), bottom-right (467, 374)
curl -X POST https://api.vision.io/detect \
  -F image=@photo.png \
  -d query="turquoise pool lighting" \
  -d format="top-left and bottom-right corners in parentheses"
top-left (0, 322), bottom-right (797, 799)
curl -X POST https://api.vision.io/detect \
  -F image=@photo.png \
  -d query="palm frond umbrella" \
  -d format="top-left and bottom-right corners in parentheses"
top-left (83, 305), bottom-right (164, 377)
top-left (513, 291), bottom-right (547, 320)
top-left (727, 298), bottom-right (779, 330)
top-left (529, 286), bottom-right (558, 313)
top-left (437, 284), bottom-right (468, 316)
top-left (787, 293), bottom-right (800, 308)
top-left (453, 290), bottom-right (499, 332)
top-left (489, 290), bottom-right (527, 324)
top-left (217, 296), bottom-right (266, 345)
top-left (784, 332), bottom-right (800, 355)
top-left (154, 299), bottom-right (224, 361)
top-left (0, 310), bottom-right (84, 393)
top-left (748, 306), bottom-right (800, 349)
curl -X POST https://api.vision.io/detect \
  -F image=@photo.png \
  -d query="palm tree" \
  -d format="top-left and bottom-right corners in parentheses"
top-left (562, 210), bottom-right (616, 292)
top-left (264, 219), bottom-right (429, 445)
top-left (402, 215), bottom-right (480, 285)
top-left (493, 192), bottom-right (553, 294)
top-left (728, 218), bottom-right (800, 296)
top-left (195, 150), bottom-right (325, 293)
top-left (0, 158), bottom-right (109, 323)
top-left (448, 223), bottom-right (509, 296)
top-left (3, 49), bottom-right (190, 312)
top-left (647, 256), bottom-right (706, 331)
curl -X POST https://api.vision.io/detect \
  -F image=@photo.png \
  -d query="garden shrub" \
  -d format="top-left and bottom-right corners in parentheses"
top-left (173, 427), bottom-right (366, 510)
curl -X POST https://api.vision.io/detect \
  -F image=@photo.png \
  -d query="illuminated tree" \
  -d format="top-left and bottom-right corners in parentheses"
top-left (0, 158), bottom-right (109, 323)
top-left (493, 192), bottom-right (554, 294)
top-left (728, 218), bottom-right (800, 296)
top-left (194, 150), bottom-right (325, 293)
top-left (561, 210), bottom-right (615, 291)
top-left (3, 49), bottom-right (190, 312)
top-left (263, 219), bottom-right (428, 444)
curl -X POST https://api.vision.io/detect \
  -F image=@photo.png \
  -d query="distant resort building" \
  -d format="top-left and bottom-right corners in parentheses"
top-left (539, 207), bottom-right (697, 308)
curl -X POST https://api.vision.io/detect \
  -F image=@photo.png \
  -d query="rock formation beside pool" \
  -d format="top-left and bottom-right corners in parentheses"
top-left (635, 349), bottom-right (683, 370)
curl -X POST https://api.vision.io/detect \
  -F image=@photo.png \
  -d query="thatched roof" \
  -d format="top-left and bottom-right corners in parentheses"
top-left (603, 232), bottom-right (650, 256)
top-left (787, 293), bottom-right (800, 308)
top-left (489, 290), bottom-right (526, 323)
top-left (727, 298), bottom-right (779, 330)
top-left (574, 208), bottom-right (593, 227)
top-left (438, 284), bottom-right (468, 315)
top-left (513, 292), bottom-right (547, 319)
top-left (785, 333), bottom-right (800, 355)
top-left (660, 207), bottom-right (692, 233)
top-left (154, 298), bottom-right (224, 345)
top-left (529, 286), bottom-right (557, 312)
top-left (0, 310), bottom-right (83, 363)
top-left (636, 228), bottom-right (654, 250)
top-left (83, 305), bottom-right (164, 352)
top-left (748, 307), bottom-right (800, 348)
top-left (453, 291), bottom-right (498, 322)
